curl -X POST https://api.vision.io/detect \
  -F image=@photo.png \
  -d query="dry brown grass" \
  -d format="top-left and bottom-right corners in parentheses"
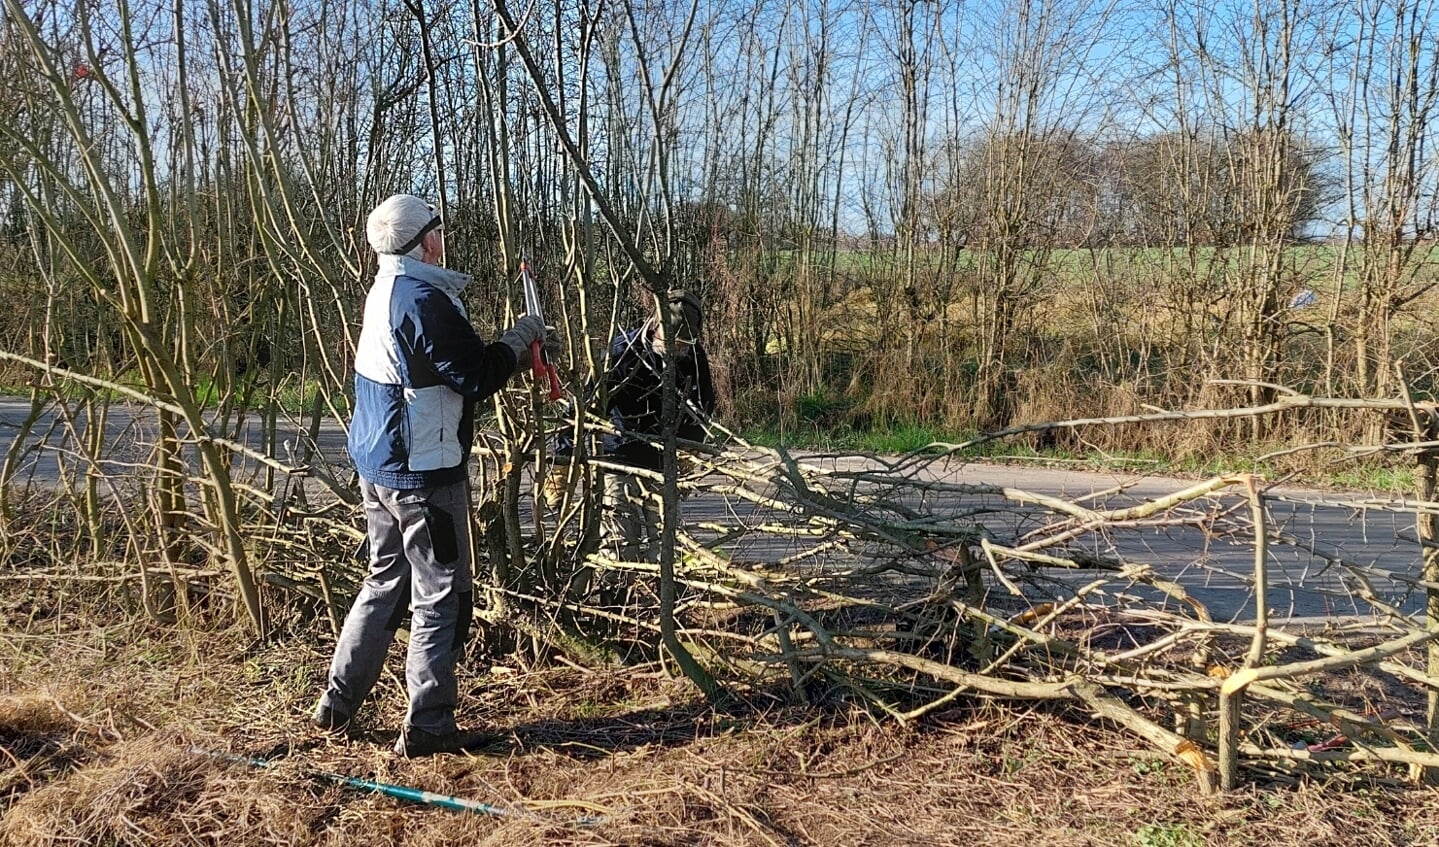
top-left (5, 597), bottom-right (1439, 847)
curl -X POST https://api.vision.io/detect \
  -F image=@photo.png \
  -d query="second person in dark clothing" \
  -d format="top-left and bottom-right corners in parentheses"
top-left (599, 290), bottom-right (716, 563)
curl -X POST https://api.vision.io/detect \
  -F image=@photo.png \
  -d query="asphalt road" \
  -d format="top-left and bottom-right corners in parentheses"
top-left (682, 452), bottom-right (1429, 624)
top-left (1, 397), bottom-right (1429, 623)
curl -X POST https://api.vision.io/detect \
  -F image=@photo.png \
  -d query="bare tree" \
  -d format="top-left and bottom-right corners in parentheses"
top-left (944, 0), bottom-right (1116, 428)
top-left (1327, 0), bottom-right (1439, 409)
top-left (0, 0), bottom-right (270, 631)
top-left (484, 0), bottom-right (722, 695)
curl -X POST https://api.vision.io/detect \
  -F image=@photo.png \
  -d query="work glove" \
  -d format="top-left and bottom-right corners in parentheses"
top-left (676, 451), bottom-right (701, 479)
top-left (540, 463), bottom-right (573, 510)
top-left (499, 315), bottom-right (547, 370)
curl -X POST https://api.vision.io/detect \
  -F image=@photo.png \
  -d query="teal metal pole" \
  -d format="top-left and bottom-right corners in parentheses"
top-left (191, 747), bottom-right (602, 826)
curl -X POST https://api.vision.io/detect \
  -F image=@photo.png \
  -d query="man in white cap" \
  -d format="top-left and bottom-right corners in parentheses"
top-left (313, 194), bottom-right (547, 757)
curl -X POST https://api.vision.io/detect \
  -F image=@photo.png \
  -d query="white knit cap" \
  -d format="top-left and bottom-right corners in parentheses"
top-left (366, 194), bottom-right (440, 258)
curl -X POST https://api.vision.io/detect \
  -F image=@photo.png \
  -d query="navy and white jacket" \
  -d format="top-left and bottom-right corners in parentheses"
top-left (348, 255), bottom-right (517, 489)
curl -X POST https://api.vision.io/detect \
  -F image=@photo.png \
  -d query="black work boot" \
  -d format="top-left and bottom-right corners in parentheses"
top-left (311, 705), bottom-right (353, 737)
top-left (393, 726), bottom-right (496, 758)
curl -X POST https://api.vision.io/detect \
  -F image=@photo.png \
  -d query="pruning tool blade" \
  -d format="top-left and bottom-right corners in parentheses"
top-left (519, 261), bottom-right (562, 401)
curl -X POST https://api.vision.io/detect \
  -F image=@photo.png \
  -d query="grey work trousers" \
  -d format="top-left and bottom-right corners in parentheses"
top-left (317, 479), bottom-right (473, 735)
top-left (603, 471), bottom-right (661, 564)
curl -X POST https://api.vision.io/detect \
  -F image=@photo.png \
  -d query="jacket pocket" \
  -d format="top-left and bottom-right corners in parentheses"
top-left (404, 385), bottom-right (464, 471)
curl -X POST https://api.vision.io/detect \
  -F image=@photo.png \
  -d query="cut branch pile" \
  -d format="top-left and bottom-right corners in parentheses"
top-left (588, 442), bottom-right (1439, 795)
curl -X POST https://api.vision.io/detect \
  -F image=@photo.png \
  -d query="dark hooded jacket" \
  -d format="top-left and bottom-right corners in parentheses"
top-left (599, 325), bottom-right (716, 471)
